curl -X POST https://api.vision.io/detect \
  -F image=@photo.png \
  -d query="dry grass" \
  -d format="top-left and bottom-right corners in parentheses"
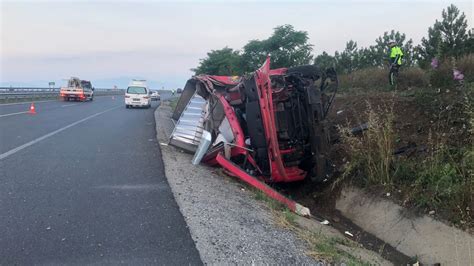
top-left (253, 189), bottom-right (369, 265)
top-left (336, 86), bottom-right (473, 227)
top-left (398, 67), bottom-right (430, 88)
top-left (337, 54), bottom-right (474, 91)
top-left (338, 100), bottom-right (396, 187)
top-left (338, 67), bottom-right (429, 92)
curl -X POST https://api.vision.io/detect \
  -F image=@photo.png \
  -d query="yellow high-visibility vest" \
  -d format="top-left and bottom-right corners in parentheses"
top-left (390, 46), bottom-right (404, 65)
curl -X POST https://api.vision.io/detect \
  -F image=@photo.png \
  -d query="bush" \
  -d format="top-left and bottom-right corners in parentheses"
top-left (457, 53), bottom-right (474, 83)
top-left (430, 60), bottom-right (456, 88)
top-left (430, 54), bottom-right (474, 87)
top-left (402, 145), bottom-right (472, 214)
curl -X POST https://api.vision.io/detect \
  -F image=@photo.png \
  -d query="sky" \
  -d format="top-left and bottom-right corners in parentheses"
top-left (0, 0), bottom-right (472, 89)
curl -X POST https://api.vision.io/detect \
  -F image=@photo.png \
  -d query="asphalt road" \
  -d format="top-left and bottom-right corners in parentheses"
top-left (0, 93), bottom-right (202, 264)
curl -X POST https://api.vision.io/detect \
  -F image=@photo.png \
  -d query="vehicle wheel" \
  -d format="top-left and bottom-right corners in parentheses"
top-left (90, 96), bottom-right (94, 101)
top-left (126, 105), bottom-right (129, 109)
top-left (287, 65), bottom-right (322, 80)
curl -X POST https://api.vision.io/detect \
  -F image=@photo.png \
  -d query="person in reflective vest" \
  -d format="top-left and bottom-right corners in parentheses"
top-left (388, 40), bottom-right (404, 86)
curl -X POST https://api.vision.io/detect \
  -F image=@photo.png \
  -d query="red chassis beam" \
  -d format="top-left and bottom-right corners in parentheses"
top-left (255, 58), bottom-right (306, 182)
top-left (216, 153), bottom-right (310, 216)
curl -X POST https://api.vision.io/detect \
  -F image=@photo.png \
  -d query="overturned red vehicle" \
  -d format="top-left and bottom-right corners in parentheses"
top-left (171, 58), bottom-right (337, 213)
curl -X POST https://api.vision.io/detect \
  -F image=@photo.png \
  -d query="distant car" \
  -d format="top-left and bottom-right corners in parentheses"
top-left (151, 91), bottom-right (160, 101)
top-left (177, 88), bottom-right (183, 94)
top-left (125, 79), bottom-right (151, 108)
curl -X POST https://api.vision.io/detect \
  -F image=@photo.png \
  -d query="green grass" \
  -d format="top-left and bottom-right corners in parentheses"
top-left (304, 233), bottom-right (370, 265)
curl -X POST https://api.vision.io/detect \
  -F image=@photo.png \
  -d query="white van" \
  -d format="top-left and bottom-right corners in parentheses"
top-left (125, 80), bottom-right (151, 108)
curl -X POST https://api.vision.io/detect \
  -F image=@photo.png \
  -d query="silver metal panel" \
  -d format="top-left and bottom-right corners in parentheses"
top-left (169, 92), bottom-right (206, 153)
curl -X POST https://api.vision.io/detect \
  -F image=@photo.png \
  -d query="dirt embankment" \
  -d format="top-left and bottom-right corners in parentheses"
top-left (283, 87), bottom-right (473, 264)
top-left (327, 89), bottom-right (472, 228)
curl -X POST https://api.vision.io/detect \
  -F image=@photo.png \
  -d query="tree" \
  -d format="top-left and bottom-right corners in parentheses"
top-left (417, 4), bottom-right (470, 68)
top-left (241, 25), bottom-right (313, 71)
top-left (334, 40), bottom-right (359, 74)
top-left (314, 51), bottom-right (336, 69)
top-left (192, 47), bottom-right (242, 76)
top-left (239, 40), bottom-right (267, 72)
top-left (356, 47), bottom-right (379, 69)
top-left (418, 23), bottom-right (443, 68)
top-left (370, 30), bottom-right (415, 67)
top-left (437, 4), bottom-right (469, 57)
top-left (467, 29), bottom-right (474, 54)
top-left (319, 30), bottom-right (415, 74)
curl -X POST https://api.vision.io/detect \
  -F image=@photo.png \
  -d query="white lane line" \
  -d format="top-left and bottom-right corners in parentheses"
top-left (0, 105), bottom-right (120, 160)
top-left (61, 104), bottom-right (79, 108)
top-left (0, 111), bottom-right (29, 118)
top-left (0, 100), bottom-right (56, 106)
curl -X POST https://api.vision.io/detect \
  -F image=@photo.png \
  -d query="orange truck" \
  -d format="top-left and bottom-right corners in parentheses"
top-left (60, 77), bottom-right (94, 101)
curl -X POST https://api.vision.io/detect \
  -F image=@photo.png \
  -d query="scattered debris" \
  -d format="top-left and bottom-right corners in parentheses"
top-left (344, 231), bottom-right (354, 237)
top-left (386, 193), bottom-right (391, 197)
top-left (46, 226), bottom-right (51, 231)
top-left (350, 123), bottom-right (368, 135)
top-left (429, 210), bottom-right (435, 215)
top-left (320, 220), bottom-right (330, 225)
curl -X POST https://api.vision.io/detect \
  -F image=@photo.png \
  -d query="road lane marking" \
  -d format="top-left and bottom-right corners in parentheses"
top-left (0, 111), bottom-right (29, 117)
top-left (61, 104), bottom-right (79, 108)
top-left (0, 105), bottom-right (120, 160)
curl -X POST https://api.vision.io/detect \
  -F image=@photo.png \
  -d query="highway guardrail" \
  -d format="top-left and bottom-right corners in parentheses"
top-left (0, 87), bottom-right (125, 102)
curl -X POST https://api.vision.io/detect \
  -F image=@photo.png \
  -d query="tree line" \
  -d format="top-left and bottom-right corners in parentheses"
top-left (193, 4), bottom-right (473, 76)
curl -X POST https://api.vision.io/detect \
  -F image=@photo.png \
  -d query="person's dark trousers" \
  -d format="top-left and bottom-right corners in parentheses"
top-left (389, 64), bottom-right (400, 86)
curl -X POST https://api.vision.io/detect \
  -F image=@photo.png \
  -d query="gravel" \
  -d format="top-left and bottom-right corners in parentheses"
top-left (155, 104), bottom-right (316, 265)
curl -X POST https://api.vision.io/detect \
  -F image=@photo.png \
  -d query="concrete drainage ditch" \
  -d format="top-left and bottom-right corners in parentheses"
top-left (335, 186), bottom-right (473, 265)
